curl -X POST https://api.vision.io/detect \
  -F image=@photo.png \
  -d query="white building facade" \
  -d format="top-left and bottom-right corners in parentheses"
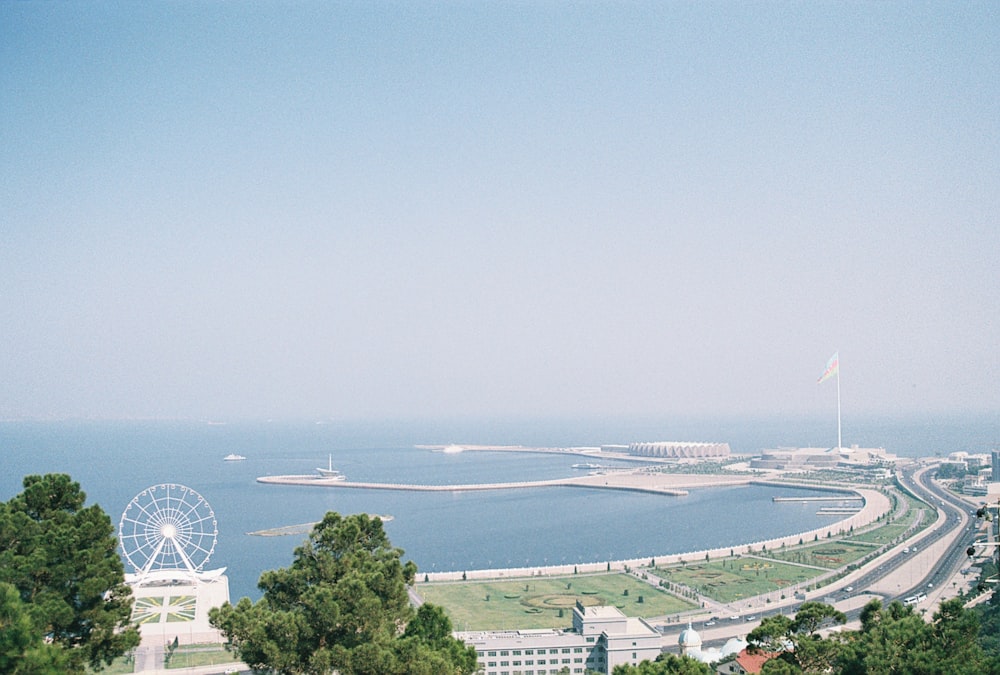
top-left (457, 603), bottom-right (662, 675)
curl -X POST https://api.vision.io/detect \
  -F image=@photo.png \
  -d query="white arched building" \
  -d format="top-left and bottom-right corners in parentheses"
top-left (628, 442), bottom-right (731, 459)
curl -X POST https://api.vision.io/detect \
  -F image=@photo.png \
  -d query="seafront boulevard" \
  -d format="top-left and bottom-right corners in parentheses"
top-left (257, 465), bottom-right (892, 583)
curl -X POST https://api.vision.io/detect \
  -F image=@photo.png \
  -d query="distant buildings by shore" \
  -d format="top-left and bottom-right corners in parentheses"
top-left (750, 445), bottom-right (897, 476)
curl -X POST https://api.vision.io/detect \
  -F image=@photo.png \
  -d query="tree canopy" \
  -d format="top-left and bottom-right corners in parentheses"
top-left (209, 511), bottom-right (477, 675)
top-left (743, 598), bottom-right (999, 675)
top-left (0, 582), bottom-right (70, 674)
top-left (836, 598), bottom-right (993, 675)
top-left (0, 474), bottom-right (139, 672)
top-left (614, 599), bottom-right (1000, 675)
top-left (612, 653), bottom-right (712, 675)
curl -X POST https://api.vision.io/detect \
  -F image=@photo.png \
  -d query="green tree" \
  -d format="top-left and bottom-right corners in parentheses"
top-left (760, 658), bottom-right (802, 674)
top-left (0, 582), bottom-right (70, 674)
top-left (746, 614), bottom-right (794, 654)
top-left (0, 474), bottom-right (139, 672)
top-left (838, 599), bottom-right (991, 675)
top-left (210, 512), bottom-right (477, 675)
top-left (612, 653), bottom-right (711, 674)
top-left (747, 603), bottom-right (845, 674)
top-left (790, 601), bottom-right (846, 636)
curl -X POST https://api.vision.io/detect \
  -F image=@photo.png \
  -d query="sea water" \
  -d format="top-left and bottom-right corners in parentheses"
top-left (2, 415), bottom-right (996, 602)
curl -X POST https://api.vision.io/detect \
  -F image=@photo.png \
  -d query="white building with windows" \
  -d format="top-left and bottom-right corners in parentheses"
top-left (456, 602), bottom-right (661, 675)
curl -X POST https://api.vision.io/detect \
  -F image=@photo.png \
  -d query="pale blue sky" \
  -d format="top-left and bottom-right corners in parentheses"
top-left (1, 2), bottom-right (998, 421)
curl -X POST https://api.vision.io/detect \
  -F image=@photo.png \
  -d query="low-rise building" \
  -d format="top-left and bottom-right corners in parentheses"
top-left (750, 445), bottom-right (898, 473)
top-left (716, 648), bottom-right (778, 674)
top-left (457, 602), bottom-right (661, 675)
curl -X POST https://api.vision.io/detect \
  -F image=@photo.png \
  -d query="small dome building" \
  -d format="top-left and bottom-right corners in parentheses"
top-left (678, 623), bottom-right (702, 655)
top-left (678, 623), bottom-right (748, 665)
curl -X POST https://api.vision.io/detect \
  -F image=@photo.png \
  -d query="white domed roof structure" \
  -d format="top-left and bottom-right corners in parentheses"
top-left (678, 622), bottom-right (702, 654)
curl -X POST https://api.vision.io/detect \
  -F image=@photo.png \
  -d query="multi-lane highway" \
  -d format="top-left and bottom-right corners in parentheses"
top-left (661, 462), bottom-right (987, 650)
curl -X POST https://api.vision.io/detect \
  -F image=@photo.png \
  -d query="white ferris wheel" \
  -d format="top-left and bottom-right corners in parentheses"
top-left (118, 484), bottom-right (222, 585)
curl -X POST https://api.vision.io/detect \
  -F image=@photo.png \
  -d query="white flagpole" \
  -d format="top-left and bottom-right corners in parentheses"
top-left (836, 360), bottom-right (842, 450)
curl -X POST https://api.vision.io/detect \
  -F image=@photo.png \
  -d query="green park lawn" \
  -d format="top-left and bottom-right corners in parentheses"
top-left (416, 573), bottom-right (695, 631)
top-left (655, 558), bottom-right (825, 604)
top-left (165, 643), bottom-right (241, 670)
top-left (850, 497), bottom-right (930, 545)
top-left (762, 540), bottom-right (879, 569)
top-left (86, 657), bottom-right (136, 674)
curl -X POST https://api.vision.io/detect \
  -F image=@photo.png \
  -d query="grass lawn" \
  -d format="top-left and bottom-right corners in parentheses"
top-left (87, 656), bottom-right (136, 674)
top-left (851, 496), bottom-right (931, 545)
top-left (416, 573), bottom-right (694, 631)
top-left (762, 540), bottom-right (878, 569)
top-left (166, 643), bottom-right (240, 670)
top-left (655, 559), bottom-right (825, 604)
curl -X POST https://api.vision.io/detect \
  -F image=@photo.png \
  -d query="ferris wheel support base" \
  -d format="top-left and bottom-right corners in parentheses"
top-left (125, 566), bottom-right (228, 588)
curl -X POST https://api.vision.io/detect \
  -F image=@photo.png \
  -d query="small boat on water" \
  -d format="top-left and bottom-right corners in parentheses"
top-left (316, 454), bottom-right (346, 480)
top-left (224, 453), bottom-right (247, 461)
top-left (572, 462), bottom-right (602, 469)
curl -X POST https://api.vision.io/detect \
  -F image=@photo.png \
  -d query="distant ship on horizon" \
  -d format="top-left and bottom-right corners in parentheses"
top-left (224, 453), bottom-right (246, 461)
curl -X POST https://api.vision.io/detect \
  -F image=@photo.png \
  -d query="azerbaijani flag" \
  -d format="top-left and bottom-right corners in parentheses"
top-left (817, 352), bottom-right (839, 383)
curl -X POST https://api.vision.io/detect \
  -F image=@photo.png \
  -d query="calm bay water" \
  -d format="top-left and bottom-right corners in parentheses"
top-left (2, 415), bottom-right (997, 602)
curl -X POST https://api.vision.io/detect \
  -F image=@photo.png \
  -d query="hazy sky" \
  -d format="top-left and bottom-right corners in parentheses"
top-left (1, 2), bottom-right (998, 422)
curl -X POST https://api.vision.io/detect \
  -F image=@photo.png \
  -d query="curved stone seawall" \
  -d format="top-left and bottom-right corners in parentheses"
top-left (421, 486), bottom-right (890, 582)
top-left (257, 471), bottom-right (891, 584)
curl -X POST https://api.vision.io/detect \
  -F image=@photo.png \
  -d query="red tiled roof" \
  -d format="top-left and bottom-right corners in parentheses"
top-left (735, 648), bottom-right (779, 674)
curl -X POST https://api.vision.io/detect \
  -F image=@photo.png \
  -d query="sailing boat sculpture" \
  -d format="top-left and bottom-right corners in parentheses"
top-left (315, 454), bottom-right (346, 480)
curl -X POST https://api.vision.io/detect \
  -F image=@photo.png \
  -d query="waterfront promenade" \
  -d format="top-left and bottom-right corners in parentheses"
top-left (257, 468), bottom-right (891, 582)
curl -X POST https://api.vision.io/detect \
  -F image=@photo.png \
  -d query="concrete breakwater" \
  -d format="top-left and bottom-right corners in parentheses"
top-left (255, 473), bottom-right (692, 496)
top-left (772, 496), bottom-right (864, 502)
